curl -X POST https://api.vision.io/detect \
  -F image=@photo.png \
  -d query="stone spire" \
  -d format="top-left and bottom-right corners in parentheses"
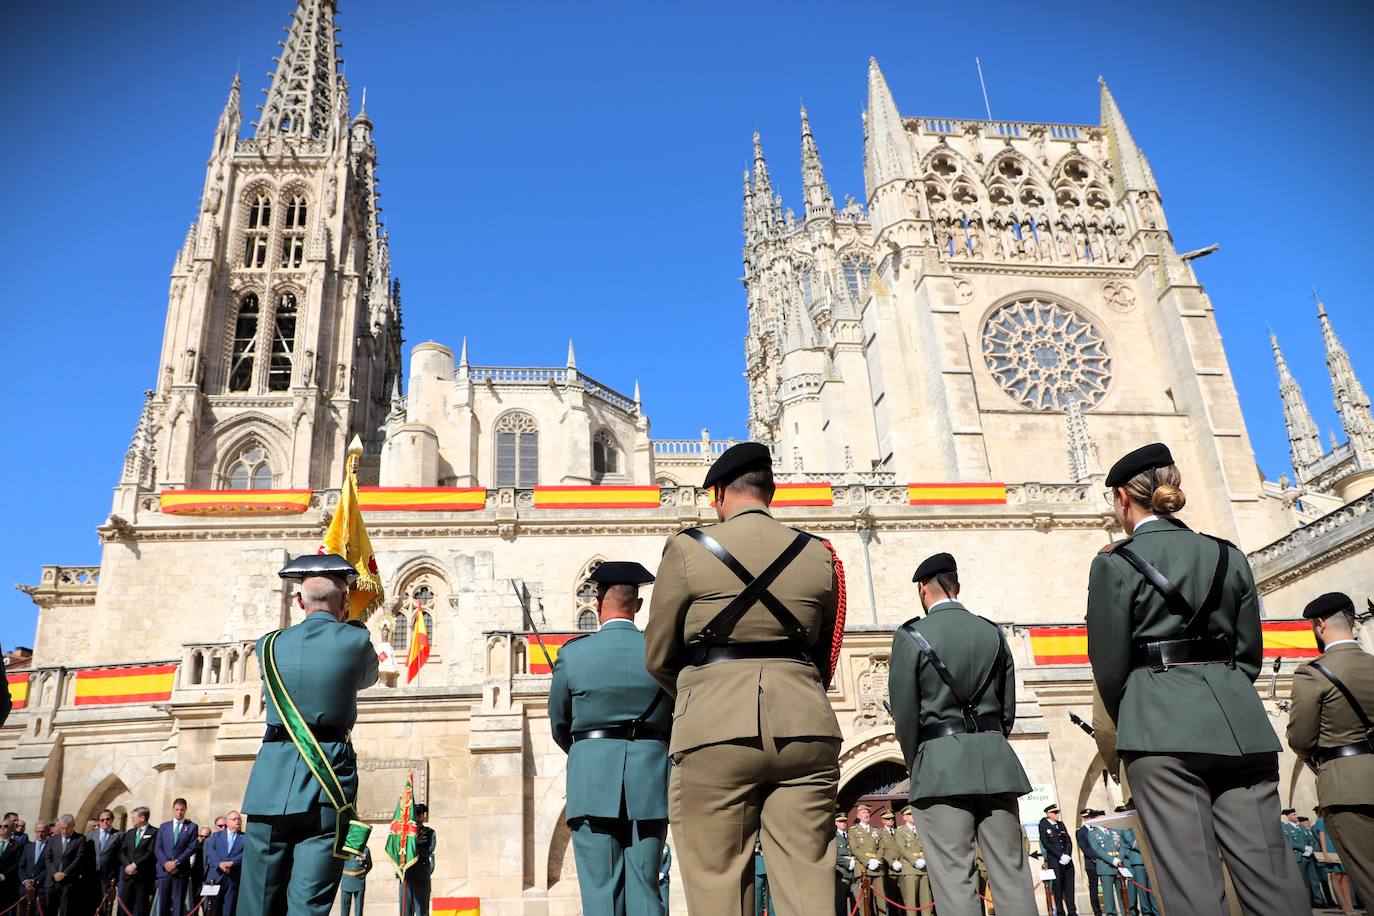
top-left (1064, 396), bottom-right (1101, 483)
top-left (800, 105), bottom-right (834, 221)
top-left (863, 58), bottom-right (915, 199)
top-left (256, 0), bottom-right (341, 139)
top-left (1271, 332), bottom-right (1323, 474)
top-left (1098, 78), bottom-right (1157, 195)
top-left (213, 74), bottom-right (242, 157)
top-left (746, 131), bottom-right (781, 241)
top-left (120, 390), bottom-right (157, 487)
top-left (1317, 299), bottom-right (1374, 457)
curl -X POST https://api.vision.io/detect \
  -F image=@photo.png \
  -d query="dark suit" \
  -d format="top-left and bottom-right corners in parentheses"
top-left (203, 831), bottom-right (244, 916)
top-left (153, 821), bottom-right (198, 916)
top-left (117, 826), bottom-right (157, 916)
top-left (0, 837), bottom-right (25, 910)
top-left (92, 828), bottom-right (123, 898)
top-left (1038, 818), bottom-right (1076, 916)
top-left (1074, 826), bottom-right (1101, 916)
top-left (44, 833), bottom-right (94, 916)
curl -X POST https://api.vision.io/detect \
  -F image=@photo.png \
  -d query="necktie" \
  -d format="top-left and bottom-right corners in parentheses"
top-left (227, 833), bottom-right (235, 854)
top-left (134, 831), bottom-right (143, 848)
top-left (173, 822), bottom-right (180, 842)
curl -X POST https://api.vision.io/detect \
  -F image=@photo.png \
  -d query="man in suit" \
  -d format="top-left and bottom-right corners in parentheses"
top-left (889, 552), bottom-right (1036, 916)
top-left (1074, 810), bottom-right (1102, 916)
top-left (338, 845), bottom-right (370, 916)
top-left (892, 806), bottom-right (933, 916)
top-left (118, 808), bottom-right (157, 916)
top-left (0, 817), bottom-right (25, 912)
top-left (1084, 822), bottom-right (1124, 916)
top-left (44, 814), bottom-right (94, 916)
top-left (1038, 804), bottom-right (1076, 916)
top-left (1112, 807), bottom-right (1156, 916)
top-left (154, 798), bottom-right (197, 916)
top-left (834, 814), bottom-right (855, 916)
top-left (17, 821), bottom-right (49, 916)
top-left (239, 554), bottom-right (379, 916)
top-left (1287, 591), bottom-right (1374, 906)
top-left (549, 561), bottom-right (668, 916)
top-left (91, 809), bottom-right (123, 911)
top-left (646, 442), bottom-right (844, 916)
top-left (202, 811), bottom-right (244, 916)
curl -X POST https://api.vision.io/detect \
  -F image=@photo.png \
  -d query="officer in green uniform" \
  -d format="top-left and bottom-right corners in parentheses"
top-left (1286, 591), bottom-right (1374, 906)
top-left (1111, 807), bottom-right (1155, 916)
top-left (659, 844), bottom-right (672, 914)
top-left (239, 554), bottom-right (380, 916)
top-left (889, 552), bottom-right (1036, 916)
top-left (1084, 823), bottom-right (1123, 916)
top-left (892, 806), bottom-right (932, 915)
top-left (338, 846), bottom-right (370, 916)
top-left (549, 561), bottom-right (669, 916)
top-left (1087, 443), bottom-right (1310, 916)
top-left (1280, 809), bottom-right (1322, 906)
top-left (834, 814), bottom-right (855, 916)
top-left (403, 805), bottom-right (435, 916)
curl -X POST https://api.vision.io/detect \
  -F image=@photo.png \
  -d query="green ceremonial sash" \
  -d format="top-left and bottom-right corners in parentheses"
top-left (261, 629), bottom-right (372, 859)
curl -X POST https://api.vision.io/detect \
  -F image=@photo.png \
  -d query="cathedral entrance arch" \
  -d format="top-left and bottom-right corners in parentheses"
top-left (838, 728), bottom-right (908, 819)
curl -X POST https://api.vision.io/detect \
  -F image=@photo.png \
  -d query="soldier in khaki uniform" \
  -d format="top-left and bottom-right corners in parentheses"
top-left (892, 807), bottom-right (933, 914)
top-left (646, 442), bottom-right (844, 916)
top-left (846, 806), bottom-right (886, 915)
top-left (1286, 591), bottom-right (1374, 905)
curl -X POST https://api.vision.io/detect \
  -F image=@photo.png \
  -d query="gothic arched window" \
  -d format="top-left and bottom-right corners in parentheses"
top-left (592, 429), bottom-right (619, 479)
top-left (391, 610), bottom-right (409, 656)
top-left (243, 193), bottom-right (272, 269)
top-left (841, 255), bottom-right (872, 299)
top-left (281, 193), bottom-right (307, 269)
top-left (267, 293), bottom-right (297, 392)
top-left (224, 443), bottom-right (272, 490)
top-left (495, 412), bottom-right (538, 488)
top-left (577, 610), bottom-right (598, 631)
top-left (227, 294), bottom-right (259, 392)
top-left (799, 270), bottom-right (814, 306)
top-left (574, 558), bottom-right (604, 629)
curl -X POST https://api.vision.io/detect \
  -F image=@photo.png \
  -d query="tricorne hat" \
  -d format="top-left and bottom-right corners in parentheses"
top-left (278, 553), bottom-right (358, 583)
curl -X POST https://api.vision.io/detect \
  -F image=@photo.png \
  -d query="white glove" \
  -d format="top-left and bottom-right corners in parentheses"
top-left (1111, 858), bottom-right (1121, 867)
top-left (1059, 854), bottom-right (1071, 865)
top-left (868, 858), bottom-right (881, 871)
top-left (891, 861), bottom-right (902, 872)
top-left (915, 858), bottom-right (926, 870)
top-left (1303, 846), bottom-right (1314, 857)
top-left (848, 857), bottom-right (856, 871)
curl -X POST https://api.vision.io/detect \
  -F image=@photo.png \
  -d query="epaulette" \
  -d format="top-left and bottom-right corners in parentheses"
top-left (1098, 537), bottom-right (1131, 555)
top-left (346, 619), bottom-right (368, 629)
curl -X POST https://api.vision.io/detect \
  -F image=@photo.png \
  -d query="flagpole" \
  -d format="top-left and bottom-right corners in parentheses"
top-left (512, 578), bottom-right (554, 672)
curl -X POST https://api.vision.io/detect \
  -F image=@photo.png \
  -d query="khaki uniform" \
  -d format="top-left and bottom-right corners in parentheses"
top-left (892, 824), bottom-right (933, 913)
top-left (1287, 640), bottom-right (1374, 904)
top-left (847, 823), bottom-right (886, 915)
top-left (646, 504), bottom-right (842, 916)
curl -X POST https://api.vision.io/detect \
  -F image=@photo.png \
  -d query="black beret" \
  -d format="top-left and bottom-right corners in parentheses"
top-left (913, 552), bottom-right (957, 583)
top-left (1105, 442), bottom-right (1174, 488)
top-left (279, 553), bottom-right (358, 583)
top-left (703, 442), bottom-right (773, 489)
top-left (1304, 592), bottom-right (1354, 620)
top-left (588, 561), bottom-right (656, 588)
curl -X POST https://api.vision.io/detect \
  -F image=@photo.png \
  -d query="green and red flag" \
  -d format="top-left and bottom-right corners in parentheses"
top-left (385, 771), bottom-right (419, 877)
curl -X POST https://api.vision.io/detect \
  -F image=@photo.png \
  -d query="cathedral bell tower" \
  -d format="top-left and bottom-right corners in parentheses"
top-left (118, 0), bottom-right (400, 508)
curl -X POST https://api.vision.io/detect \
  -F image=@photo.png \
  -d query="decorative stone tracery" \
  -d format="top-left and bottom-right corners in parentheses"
top-left (982, 298), bottom-right (1113, 411)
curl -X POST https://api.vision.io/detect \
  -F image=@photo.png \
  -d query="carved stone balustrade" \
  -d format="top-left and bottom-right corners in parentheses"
top-left (180, 641), bottom-right (258, 689)
top-left (16, 566), bottom-right (101, 608)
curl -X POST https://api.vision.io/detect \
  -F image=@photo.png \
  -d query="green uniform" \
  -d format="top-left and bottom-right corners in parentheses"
top-left (889, 599), bottom-right (1035, 916)
top-left (1084, 828), bottom-right (1123, 916)
top-left (1287, 639), bottom-right (1374, 905)
top-left (401, 826), bottom-right (434, 916)
top-left (1281, 820), bottom-right (1324, 906)
top-left (338, 847), bottom-right (370, 916)
top-left (646, 504), bottom-right (842, 916)
top-left (239, 611), bottom-right (379, 916)
top-left (891, 824), bottom-right (932, 914)
top-left (1086, 516), bottom-right (1309, 916)
top-left (550, 619), bottom-right (670, 916)
top-left (1116, 827), bottom-right (1156, 916)
top-left (835, 830), bottom-right (855, 916)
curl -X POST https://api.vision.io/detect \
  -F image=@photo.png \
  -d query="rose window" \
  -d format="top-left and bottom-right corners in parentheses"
top-left (981, 298), bottom-right (1112, 410)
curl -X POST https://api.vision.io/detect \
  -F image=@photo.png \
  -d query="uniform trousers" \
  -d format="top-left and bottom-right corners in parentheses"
top-left (896, 871), bottom-right (934, 914)
top-left (402, 879), bottom-right (430, 916)
top-left (1125, 864), bottom-right (1156, 916)
top-left (569, 814), bottom-right (666, 916)
top-left (338, 887), bottom-right (365, 916)
top-left (911, 793), bottom-right (1037, 916)
top-left (851, 873), bottom-right (888, 916)
top-left (668, 709), bottom-right (840, 916)
top-left (1080, 856), bottom-right (1101, 916)
top-left (238, 808), bottom-right (345, 916)
top-left (1047, 861), bottom-right (1075, 916)
top-left (1326, 805), bottom-right (1374, 907)
top-left (1295, 849), bottom-right (1325, 904)
top-left (1123, 751), bottom-right (1310, 916)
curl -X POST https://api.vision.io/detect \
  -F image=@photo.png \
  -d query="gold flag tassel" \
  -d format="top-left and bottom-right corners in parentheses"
top-left (320, 435), bottom-right (385, 621)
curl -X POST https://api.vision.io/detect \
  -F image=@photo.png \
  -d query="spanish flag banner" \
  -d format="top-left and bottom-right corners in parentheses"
top-left (527, 634), bottom-right (581, 674)
top-left (385, 772), bottom-right (418, 878)
top-left (320, 436), bottom-right (384, 621)
top-left (1027, 621), bottom-right (1320, 666)
top-left (74, 664), bottom-right (177, 706)
top-left (7, 672), bottom-right (29, 710)
top-left (771, 482), bottom-right (833, 507)
top-left (908, 483), bottom-right (1008, 506)
top-left (407, 600), bottom-right (431, 683)
top-left (1260, 620), bottom-right (1319, 658)
top-left (432, 898), bottom-right (481, 916)
top-left (160, 489), bottom-right (312, 516)
top-left (358, 487), bottom-right (487, 512)
top-left (533, 486), bottom-right (661, 510)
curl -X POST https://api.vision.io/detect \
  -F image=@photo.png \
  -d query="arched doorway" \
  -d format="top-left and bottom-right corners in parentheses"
top-left (839, 760), bottom-right (909, 821)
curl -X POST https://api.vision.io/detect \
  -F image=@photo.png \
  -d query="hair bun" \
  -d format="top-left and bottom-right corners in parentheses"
top-left (1151, 483), bottom-right (1186, 514)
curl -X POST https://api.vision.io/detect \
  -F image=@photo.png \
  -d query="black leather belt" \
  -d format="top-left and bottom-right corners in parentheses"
top-left (1311, 740), bottom-right (1374, 767)
top-left (264, 723), bottom-right (351, 744)
top-left (572, 725), bottom-right (669, 743)
top-left (685, 640), bottom-right (811, 668)
top-left (1131, 635), bottom-right (1232, 671)
top-left (918, 713), bottom-right (1004, 743)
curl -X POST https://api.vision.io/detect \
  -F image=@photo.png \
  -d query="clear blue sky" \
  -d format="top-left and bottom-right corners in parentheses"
top-left (2, 1), bottom-right (1371, 650)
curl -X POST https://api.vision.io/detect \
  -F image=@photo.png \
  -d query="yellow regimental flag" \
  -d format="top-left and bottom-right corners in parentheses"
top-left (321, 435), bottom-right (384, 621)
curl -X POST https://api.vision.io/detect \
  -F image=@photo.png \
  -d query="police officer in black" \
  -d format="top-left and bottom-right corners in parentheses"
top-left (1037, 804), bottom-right (1076, 916)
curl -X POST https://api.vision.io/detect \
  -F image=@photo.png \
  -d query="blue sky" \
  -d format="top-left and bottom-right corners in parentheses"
top-left (2, 1), bottom-right (1372, 650)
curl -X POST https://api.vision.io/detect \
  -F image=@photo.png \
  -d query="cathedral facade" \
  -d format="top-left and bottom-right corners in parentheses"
top-left (6, 2), bottom-right (1374, 913)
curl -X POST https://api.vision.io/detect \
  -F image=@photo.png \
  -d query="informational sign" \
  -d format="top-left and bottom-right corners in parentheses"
top-left (1018, 783), bottom-right (1056, 826)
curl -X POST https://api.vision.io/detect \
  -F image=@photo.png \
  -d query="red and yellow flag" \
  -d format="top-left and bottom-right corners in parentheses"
top-left (533, 486), bottom-right (661, 509)
top-left (385, 772), bottom-right (418, 877)
top-left (433, 898), bottom-right (480, 916)
top-left (320, 436), bottom-right (384, 621)
top-left (74, 664), bottom-right (177, 706)
top-left (358, 487), bottom-right (486, 512)
top-left (159, 489), bottom-right (311, 515)
top-left (407, 600), bottom-right (431, 683)
top-left (7, 672), bottom-right (30, 710)
top-left (527, 634), bottom-right (580, 674)
top-left (907, 482), bottom-right (1007, 505)
top-left (1026, 620), bottom-right (1321, 666)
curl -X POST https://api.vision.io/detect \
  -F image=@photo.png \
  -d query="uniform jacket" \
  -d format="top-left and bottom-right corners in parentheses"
top-left (1087, 517), bottom-right (1278, 756)
top-left (242, 611), bottom-right (379, 816)
top-left (91, 828), bottom-right (123, 888)
top-left (153, 821), bottom-right (197, 878)
top-left (117, 826), bottom-right (157, 888)
top-left (835, 830), bottom-right (854, 880)
top-left (645, 505), bottom-right (841, 756)
top-left (889, 600), bottom-right (1030, 800)
top-left (1281, 821), bottom-right (1315, 856)
top-left (1038, 818), bottom-right (1073, 865)
top-left (1074, 825), bottom-right (1094, 871)
top-left (1085, 826), bottom-right (1122, 877)
top-left (18, 837), bottom-right (48, 886)
top-left (1117, 828), bottom-right (1144, 867)
top-left (339, 847), bottom-right (371, 892)
top-left (892, 825), bottom-right (927, 876)
top-left (1287, 641), bottom-right (1374, 805)
top-left (202, 830), bottom-right (243, 885)
top-left (847, 824), bottom-right (885, 877)
top-left (405, 828), bottom-right (436, 885)
top-left (548, 619), bottom-right (671, 821)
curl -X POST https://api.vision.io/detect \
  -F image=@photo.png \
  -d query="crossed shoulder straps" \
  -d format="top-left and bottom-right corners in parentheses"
top-left (680, 526), bottom-right (813, 644)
